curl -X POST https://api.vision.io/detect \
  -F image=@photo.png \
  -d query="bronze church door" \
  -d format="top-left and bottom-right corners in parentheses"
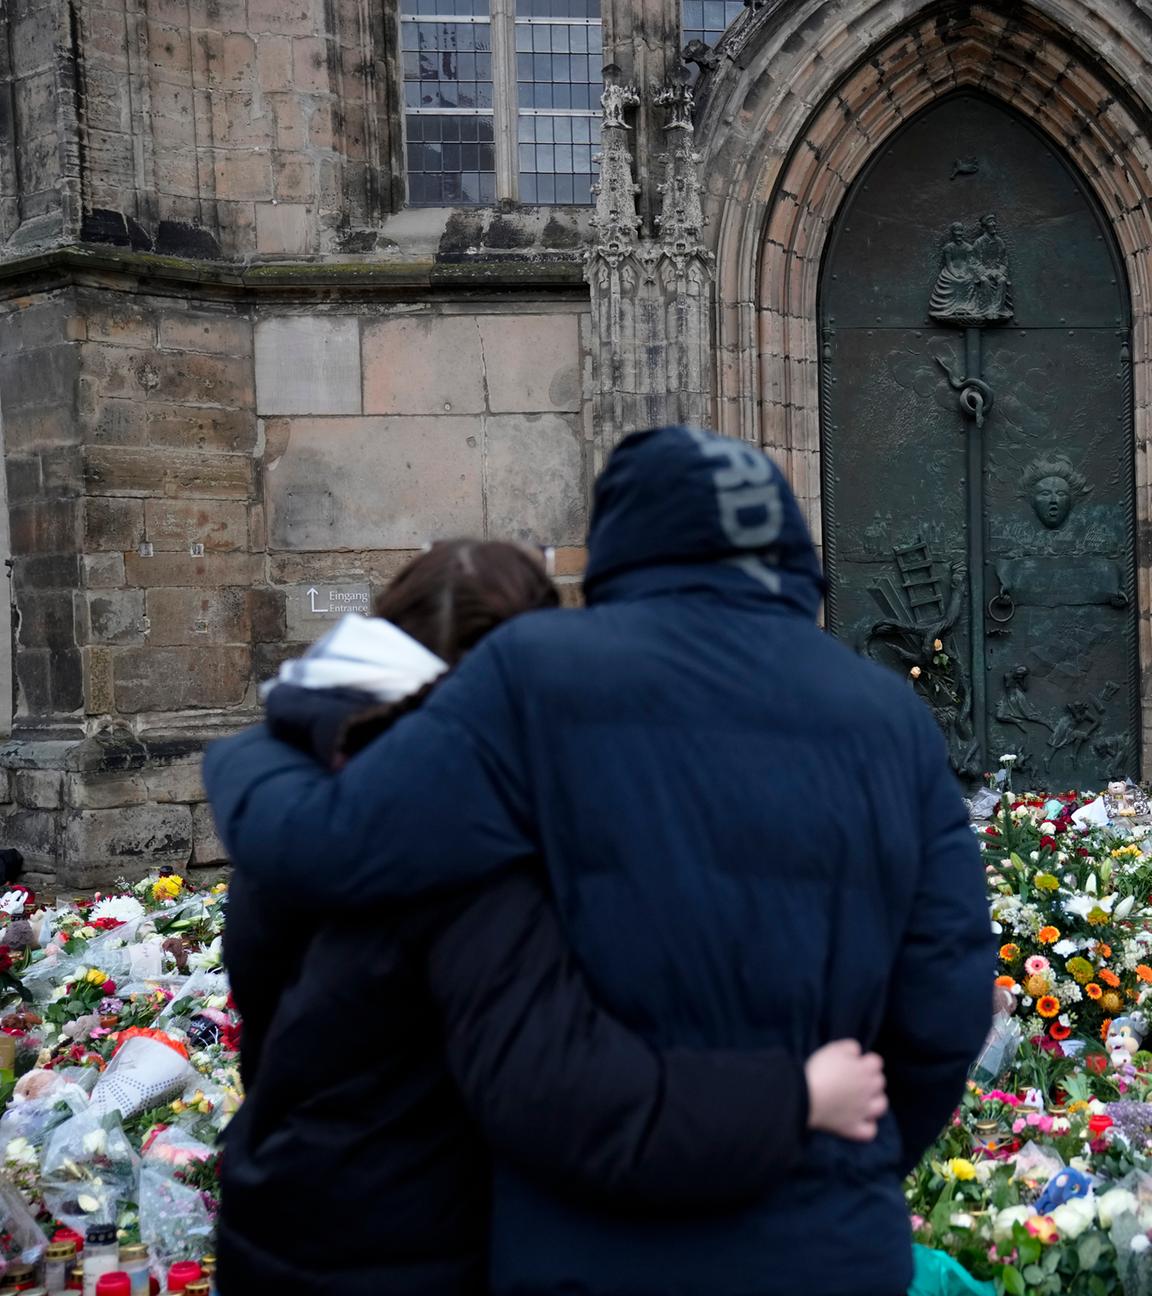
top-left (819, 94), bottom-right (1137, 789)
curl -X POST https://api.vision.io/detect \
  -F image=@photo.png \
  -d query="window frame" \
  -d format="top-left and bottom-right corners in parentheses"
top-left (398, 0), bottom-right (602, 209)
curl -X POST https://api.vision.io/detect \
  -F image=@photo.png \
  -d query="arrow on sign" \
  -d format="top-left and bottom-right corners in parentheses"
top-left (307, 587), bottom-right (329, 613)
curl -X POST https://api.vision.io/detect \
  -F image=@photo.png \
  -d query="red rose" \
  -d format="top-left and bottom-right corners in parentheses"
top-left (102, 980), bottom-right (116, 996)
top-left (1040, 835), bottom-right (1058, 851)
top-left (1086, 1054), bottom-right (1109, 1075)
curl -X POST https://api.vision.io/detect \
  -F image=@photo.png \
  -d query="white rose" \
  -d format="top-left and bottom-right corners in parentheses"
top-left (993, 1206), bottom-right (1033, 1242)
top-left (81, 1129), bottom-right (106, 1157)
top-left (1097, 1188), bottom-right (1138, 1228)
top-left (1050, 1197), bottom-right (1096, 1240)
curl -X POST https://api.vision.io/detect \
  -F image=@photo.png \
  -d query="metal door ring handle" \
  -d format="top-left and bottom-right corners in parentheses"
top-left (988, 592), bottom-right (1015, 624)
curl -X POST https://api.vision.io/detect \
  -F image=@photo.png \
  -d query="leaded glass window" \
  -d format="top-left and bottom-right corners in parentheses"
top-left (681, 0), bottom-right (743, 48)
top-left (399, 0), bottom-right (601, 207)
top-left (515, 0), bottom-right (601, 205)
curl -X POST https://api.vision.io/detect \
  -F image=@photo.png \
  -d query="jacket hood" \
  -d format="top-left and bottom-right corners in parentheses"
top-left (261, 615), bottom-right (446, 702)
top-left (583, 426), bottom-right (825, 617)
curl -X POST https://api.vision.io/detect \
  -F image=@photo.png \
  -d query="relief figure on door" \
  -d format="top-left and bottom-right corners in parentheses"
top-left (930, 213), bottom-right (1014, 323)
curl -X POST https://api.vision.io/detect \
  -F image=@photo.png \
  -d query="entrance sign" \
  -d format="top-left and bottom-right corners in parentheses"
top-left (286, 583), bottom-right (372, 641)
top-left (819, 94), bottom-right (1137, 788)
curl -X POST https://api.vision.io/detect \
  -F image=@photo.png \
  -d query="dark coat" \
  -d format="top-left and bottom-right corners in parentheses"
top-left (217, 685), bottom-right (809, 1296)
top-left (207, 426), bottom-right (994, 1296)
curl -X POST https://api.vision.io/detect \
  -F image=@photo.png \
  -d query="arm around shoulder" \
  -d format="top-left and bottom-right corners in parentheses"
top-left (427, 870), bottom-right (808, 1209)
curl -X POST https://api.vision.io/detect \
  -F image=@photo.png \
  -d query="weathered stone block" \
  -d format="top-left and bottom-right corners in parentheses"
top-left (15, 589), bottom-right (76, 649)
top-left (67, 771), bottom-right (149, 811)
top-left (82, 647), bottom-right (115, 715)
top-left (158, 311), bottom-right (252, 357)
top-left (255, 202), bottom-right (309, 254)
top-left (146, 587), bottom-right (251, 644)
top-left (9, 499), bottom-right (79, 554)
top-left (248, 588), bottom-right (286, 641)
top-left (85, 396), bottom-right (148, 446)
top-left (14, 769), bottom-right (64, 810)
top-left (265, 416), bottom-right (484, 550)
top-left (84, 447), bottom-right (253, 499)
top-left (254, 317), bottom-right (361, 415)
top-left (123, 550), bottom-right (263, 588)
top-left (77, 589), bottom-right (146, 645)
top-left (84, 497), bottom-right (145, 551)
top-left (113, 645), bottom-right (251, 711)
top-left (146, 405), bottom-right (258, 454)
top-left (191, 801), bottom-right (227, 865)
top-left (213, 150), bottom-right (272, 201)
top-left (485, 413), bottom-right (586, 545)
top-left (82, 553), bottom-right (126, 589)
top-left (248, 0), bottom-right (314, 36)
top-left (479, 314), bottom-right (583, 413)
top-left (144, 499), bottom-right (249, 552)
top-left (1, 809), bottom-right (61, 871)
top-left (143, 760), bottom-right (204, 804)
top-left (62, 805), bottom-right (193, 886)
top-left (362, 316), bottom-right (485, 416)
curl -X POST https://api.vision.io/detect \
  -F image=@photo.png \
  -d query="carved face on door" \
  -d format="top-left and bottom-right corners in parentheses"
top-left (1021, 455), bottom-right (1090, 531)
top-left (819, 93), bottom-right (1136, 789)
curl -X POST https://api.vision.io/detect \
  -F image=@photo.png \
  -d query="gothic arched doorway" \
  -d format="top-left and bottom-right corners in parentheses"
top-left (819, 93), bottom-right (1137, 789)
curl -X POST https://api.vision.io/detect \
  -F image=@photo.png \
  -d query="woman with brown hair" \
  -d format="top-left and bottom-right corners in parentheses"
top-left (214, 539), bottom-right (885, 1296)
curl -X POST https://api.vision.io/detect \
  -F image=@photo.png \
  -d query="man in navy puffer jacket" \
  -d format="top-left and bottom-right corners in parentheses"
top-left (206, 426), bottom-right (993, 1296)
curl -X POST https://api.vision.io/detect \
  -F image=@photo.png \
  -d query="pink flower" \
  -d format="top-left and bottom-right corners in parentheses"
top-left (1012, 1118), bottom-right (1026, 1134)
top-left (911, 1214), bottom-right (925, 1231)
top-left (1025, 956), bottom-right (1050, 976)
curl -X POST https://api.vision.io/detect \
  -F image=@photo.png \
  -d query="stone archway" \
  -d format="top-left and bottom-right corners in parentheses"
top-left (696, 0), bottom-right (1152, 769)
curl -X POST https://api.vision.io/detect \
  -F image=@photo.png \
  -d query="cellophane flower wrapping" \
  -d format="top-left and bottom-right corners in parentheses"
top-left (40, 1109), bottom-right (139, 1232)
top-left (0, 1179), bottom-right (47, 1278)
top-left (137, 1164), bottom-right (212, 1272)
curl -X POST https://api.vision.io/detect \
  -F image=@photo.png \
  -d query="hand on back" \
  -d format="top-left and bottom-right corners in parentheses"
top-left (804, 1040), bottom-right (887, 1142)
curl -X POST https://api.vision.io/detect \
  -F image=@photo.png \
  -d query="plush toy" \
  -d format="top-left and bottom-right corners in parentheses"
top-left (1035, 1166), bottom-right (1094, 1215)
top-left (1107, 1014), bottom-right (1147, 1071)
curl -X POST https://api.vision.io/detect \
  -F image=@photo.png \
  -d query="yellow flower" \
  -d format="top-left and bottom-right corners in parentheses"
top-left (85, 968), bottom-right (108, 986)
top-left (152, 875), bottom-right (184, 902)
top-left (946, 1158), bottom-right (978, 1182)
top-left (1034, 874), bottom-right (1060, 891)
top-left (169, 1099), bottom-right (186, 1115)
top-left (1103, 991), bottom-right (1123, 1014)
top-left (1066, 957), bottom-right (1094, 984)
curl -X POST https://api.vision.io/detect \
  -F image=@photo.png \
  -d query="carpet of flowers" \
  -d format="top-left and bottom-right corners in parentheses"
top-left (909, 784), bottom-right (1152, 1296)
top-left (0, 869), bottom-right (236, 1282)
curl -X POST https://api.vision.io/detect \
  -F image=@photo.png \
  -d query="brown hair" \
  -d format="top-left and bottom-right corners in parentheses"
top-left (338, 539), bottom-right (558, 761)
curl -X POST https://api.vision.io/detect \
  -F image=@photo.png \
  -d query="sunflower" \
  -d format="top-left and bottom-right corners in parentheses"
top-left (1050, 1022), bottom-right (1072, 1041)
top-left (1086, 983), bottom-right (1103, 1000)
top-left (1037, 995), bottom-right (1060, 1018)
top-left (1099, 968), bottom-right (1121, 989)
top-left (1000, 943), bottom-right (1021, 962)
top-left (1038, 926), bottom-right (1060, 944)
top-left (1103, 992), bottom-right (1124, 1014)
top-left (1066, 957), bottom-right (1094, 984)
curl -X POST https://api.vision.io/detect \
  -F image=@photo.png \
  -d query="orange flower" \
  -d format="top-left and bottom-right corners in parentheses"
top-left (1102, 1018), bottom-right (1114, 1041)
top-left (1137, 965), bottom-right (1152, 984)
top-left (1037, 995), bottom-right (1060, 1018)
top-left (1086, 983), bottom-right (1103, 1000)
top-left (1099, 968), bottom-right (1121, 989)
top-left (995, 975), bottom-right (1016, 989)
top-left (999, 943), bottom-right (1021, 962)
top-left (1038, 926), bottom-right (1060, 944)
top-left (1050, 1022), bottom-right (1072, 1041)
top-left (1097, 943), bottom-right (1113, 959)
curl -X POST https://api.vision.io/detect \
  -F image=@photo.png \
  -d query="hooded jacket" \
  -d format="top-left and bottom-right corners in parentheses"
top-left (206, 426), bottom-right (993, 1296)
top-left (218, 611), bottom-right (811, 1296)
